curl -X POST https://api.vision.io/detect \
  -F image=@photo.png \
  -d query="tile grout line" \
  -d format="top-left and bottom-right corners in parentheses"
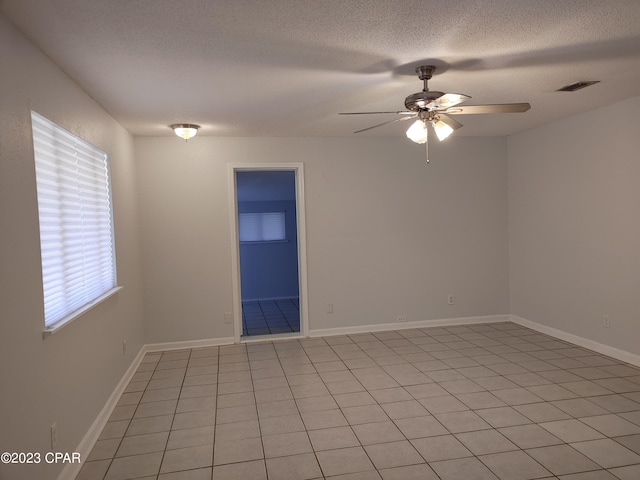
top-left (158, 348), bottom-right (190, 478)
top-left (209, 346), bottom-right (220, 480)
top-left (248, 344), bottom-right (267, 479)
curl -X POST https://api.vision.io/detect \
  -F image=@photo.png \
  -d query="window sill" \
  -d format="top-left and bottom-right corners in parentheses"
top-left (42, 286), bottom-right (123, 339)
top-left (240, 240), bottom-right (288, 245)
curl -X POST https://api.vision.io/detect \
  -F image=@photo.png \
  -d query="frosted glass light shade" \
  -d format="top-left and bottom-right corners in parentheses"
top-left (406, 119), bottom-right (428, 144)
top-left (433, 120), bottom-right (454, 141)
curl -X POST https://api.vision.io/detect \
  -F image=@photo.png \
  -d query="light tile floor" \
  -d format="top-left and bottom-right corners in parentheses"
top-left (77, 322), bottom-right (640, 480)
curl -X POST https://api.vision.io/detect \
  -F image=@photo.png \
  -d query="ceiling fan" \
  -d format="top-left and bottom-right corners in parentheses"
top-left (340, 65), bottom-right (530, 159)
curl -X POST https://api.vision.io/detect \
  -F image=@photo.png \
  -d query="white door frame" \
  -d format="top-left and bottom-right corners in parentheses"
top-left (227, 163), bottom-right (309, 343)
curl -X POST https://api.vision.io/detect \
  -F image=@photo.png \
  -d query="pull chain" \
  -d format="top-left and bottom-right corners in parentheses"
top-left (425, 142), bottom-right (429, 164)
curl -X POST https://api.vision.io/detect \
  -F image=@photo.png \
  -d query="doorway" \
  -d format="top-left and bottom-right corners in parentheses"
top-left (228, 164), bottom-right (308, 342)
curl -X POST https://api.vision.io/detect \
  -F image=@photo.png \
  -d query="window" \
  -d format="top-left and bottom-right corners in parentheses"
top-left (31, 111), bottom-right (117, 333)
top-left (239, 212), bottom-right (286, 242)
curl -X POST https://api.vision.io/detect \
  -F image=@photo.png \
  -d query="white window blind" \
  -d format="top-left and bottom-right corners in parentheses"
top-left (31, 111), bottom-right (117, 330)
top-left (239, 212), bottom-right (286, 242)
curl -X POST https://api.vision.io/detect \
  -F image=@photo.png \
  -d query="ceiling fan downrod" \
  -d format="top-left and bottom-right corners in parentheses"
top-left (416, 65), bottom-right (435, 91)
top-left (404, 66), bottom-right (444, 111)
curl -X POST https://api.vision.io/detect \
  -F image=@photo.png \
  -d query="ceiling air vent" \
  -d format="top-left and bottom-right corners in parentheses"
top-left (556, 81), bottom-right (600, 92)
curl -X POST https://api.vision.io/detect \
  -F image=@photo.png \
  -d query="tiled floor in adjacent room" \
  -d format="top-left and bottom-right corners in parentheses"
top-left (77, 322), bottom-right (640, 480)
top-left (242, 298), bottom-right (300, 337)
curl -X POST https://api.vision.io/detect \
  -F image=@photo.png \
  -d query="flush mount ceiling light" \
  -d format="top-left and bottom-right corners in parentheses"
top-left (170, 123), bottom-right (200, 140)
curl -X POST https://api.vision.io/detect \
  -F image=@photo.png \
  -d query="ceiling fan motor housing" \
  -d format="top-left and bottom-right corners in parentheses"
top-left (405, 65), bottom-right (443, 111)
top-left (404, 91), bottom-right (445, 111)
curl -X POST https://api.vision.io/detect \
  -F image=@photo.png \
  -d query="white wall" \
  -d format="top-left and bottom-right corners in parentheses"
top-left (508, 96), bottom-right (640, 356)
top-left (0, 15), bottom-right (145, 480)
top-left (135, 135), bottom-right (510, 343)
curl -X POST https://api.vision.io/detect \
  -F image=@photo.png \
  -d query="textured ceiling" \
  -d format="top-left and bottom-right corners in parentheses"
top-left (3, 0), bottom-right (640, 138)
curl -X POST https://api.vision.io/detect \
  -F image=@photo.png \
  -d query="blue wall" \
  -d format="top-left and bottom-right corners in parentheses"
top-left (237, 172), bottom-right (299, 301)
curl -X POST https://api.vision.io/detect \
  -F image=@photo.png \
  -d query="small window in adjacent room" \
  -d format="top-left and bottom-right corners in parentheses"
top-left (31, 111), bottom-right (118, 335)
top-left (239, 212), bottom-right (286, 242)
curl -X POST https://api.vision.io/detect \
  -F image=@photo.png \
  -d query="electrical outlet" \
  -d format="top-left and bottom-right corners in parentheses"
top-left (50, 422), bottom-right (58, 448)
top-left (326, 303), bottom-right (334, 314)
top-left (448, 294), bottom-right (455, 305)
top-left (397, 315), bottom-right (407, 323)
top-left (122, 339), bottom-right (127, 356)
top-left (603, 315), bottom-right (610, 328)
top-left (224, 312), bottom-right (233, 324)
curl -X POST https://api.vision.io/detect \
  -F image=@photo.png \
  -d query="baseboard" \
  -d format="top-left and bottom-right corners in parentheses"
top-left (61, 337), bottom-right (233, 479)
top-left (144, 336), bottom-right (235, 353)
top-left (58, 346), bottom-right (146, 480)
top-left (509, 314), bottom-right (640, 368)
top-left (309, 314), bottom-right (511, 338)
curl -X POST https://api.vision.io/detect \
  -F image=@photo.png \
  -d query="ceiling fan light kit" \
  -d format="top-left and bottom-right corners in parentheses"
top-left (170, 123), bottom-right (200, 140)
top-left (340, 65), bottom-right (531, 162)
top-left (433, 119), bottom-right (454, 141)
top-left (406, 119), bottom-right (429, 144)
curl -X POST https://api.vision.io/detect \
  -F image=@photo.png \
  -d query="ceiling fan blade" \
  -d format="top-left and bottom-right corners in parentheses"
top-left (353, 115), bottom-right (416, 134)
top-left (438, 114), bottom-right (464, 130)
top-left (429, 93), bottom-right (471, 109)
top-left (340, 111), bottom-right (415, 115)
top-left (444, 103), bottom-right (531, 115)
